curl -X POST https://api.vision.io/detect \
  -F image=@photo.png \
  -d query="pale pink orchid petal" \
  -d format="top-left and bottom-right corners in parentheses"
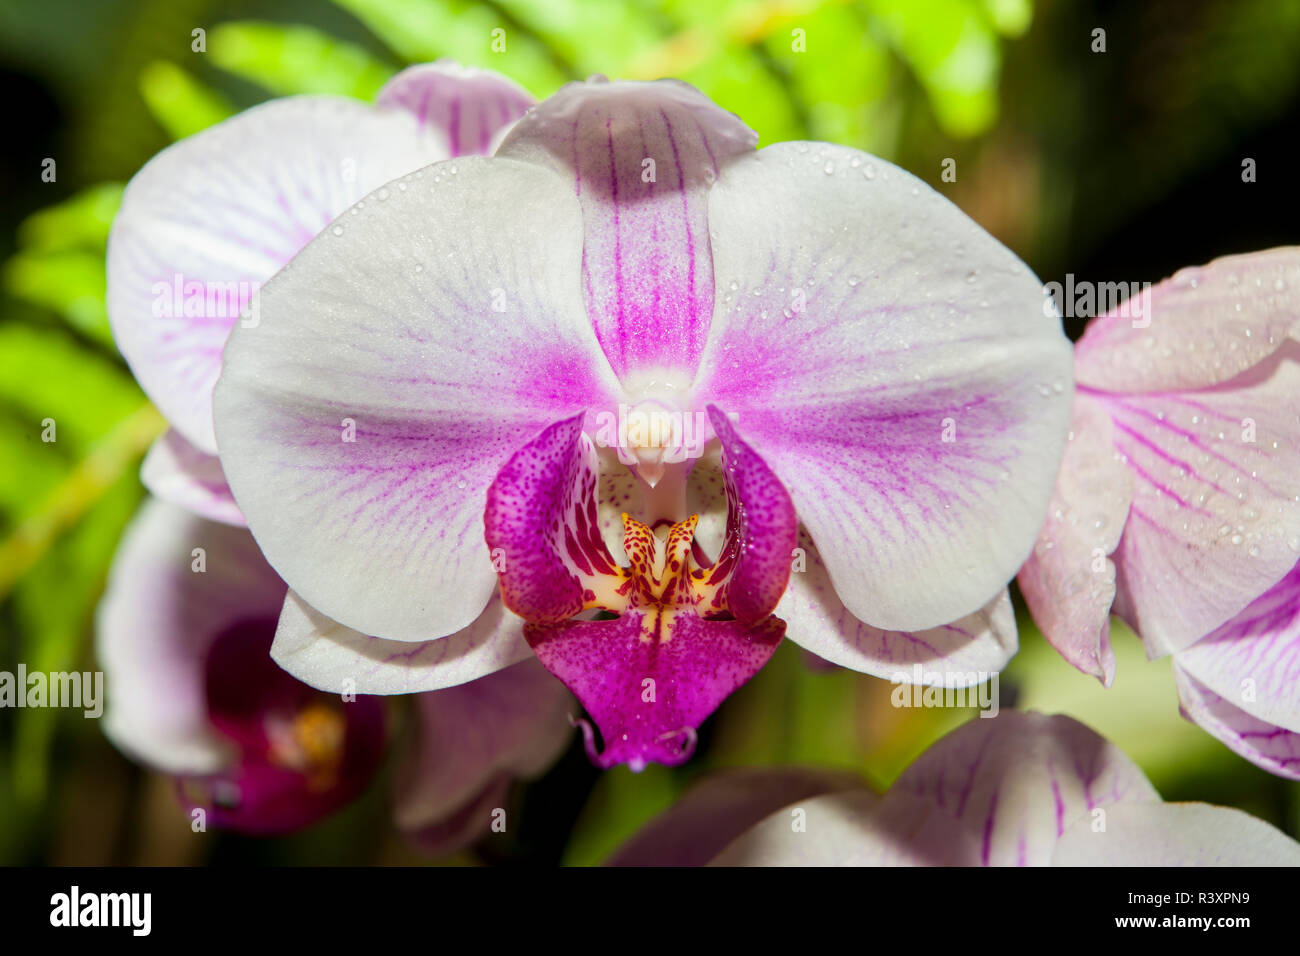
top-left (1017, 394), bottom-right (1131, 685)
top-left (710, 713), bottom-right (1159, 866)
top-left (1174, 564), bottom-right (1300, 736)
top-left (606, 767), bottom-right (864, 867)
top-left (108, 97), bottom-right (440, 454)
top-left (141, 428), bottom-right (245, 527)
top-left (376, 61), bottom-right (534, 155)
top-left (109, 64), bottom-right (532, 457)
top-left (96, 498), bottom-right (285, 774)
top-left (1053, 803), bottom-right (1300, 866)
top-left (1099, 351), bottom-right (1300, 656)
top-left (496, 77), bottom-right (757, 381)
top-left (1173, 661), bottom-right (1300, 780)
top-left (1028, 250), bottom-right (1300, 663)
top-left (1074, 248), bottom-right (1300, 393)
top-left (694, 141), bottom-right (1074, 633)
top-left (778, 528), bottom-right (1018, 680)
top-left (213, 158), bottom-right (621, 642)
top-left (394, 659), bottom-right (574, 855)
top-left (271, 589), bottom-right (534, 695)
top-left (709, 790), bottom-right (934, 866)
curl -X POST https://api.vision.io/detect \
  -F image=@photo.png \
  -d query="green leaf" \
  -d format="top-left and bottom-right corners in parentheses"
top-left (765, 3), bottom-right (895, 151)
top-left (866, 0), bottom-right (1002, 137)
top-left (14, 183), bottom-right (123, 254)
top-left (7, 470), bottom-right (143, 806)
top-left (496, 0), bottom-right (665, 75)
top-left (328, 0), bottom-right (568, 94)
top-left (561, 763), bottom-right (680, 866)
top-left (0, 325), bottom-right (143, 468)
top-left (981, 0), bottom-right (1033, 36)
top-left (138, 60), bottom-right (237, 141)
top-left (208, 21), bottom-right (396, 100)
top-left (3, 251), bottom-right (114, 347)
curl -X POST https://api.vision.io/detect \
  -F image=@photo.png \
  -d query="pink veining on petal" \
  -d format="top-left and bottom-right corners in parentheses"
top-left (497, 78), bottom-right (757, 380)
top-left (376, 61), bottom-right (535, 156)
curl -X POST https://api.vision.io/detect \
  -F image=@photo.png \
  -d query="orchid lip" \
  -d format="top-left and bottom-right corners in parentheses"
top-left (485, 406), bottom-right (797, 770)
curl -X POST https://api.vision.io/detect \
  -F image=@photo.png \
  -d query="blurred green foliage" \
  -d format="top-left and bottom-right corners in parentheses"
top-left (1, 0), bottom-right (1297, 864)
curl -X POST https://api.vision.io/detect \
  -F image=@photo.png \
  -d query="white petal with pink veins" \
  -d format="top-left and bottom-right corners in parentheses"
top-left (497, 77), bottom-right (757, 381)
top-left (376, 61), bottom-right (534, 156)
top-left (1017, 394), bottom-right (1132, 685)
top-left (1053, 803), bottom-right (1300, 865)
top-left (778, 528), bottom-right (1017, 680)
top-left (1094, 354), bottom-right (1300, 656)
top-left (108, 96), bottom-right (442, 453)
top-left (693, 141), bottom-right (1074, 632)
top-left (214, 158), bottom-right (621, 642)
top-left (710, 712), bottom-right (1159, 865)
top-left (141, 428), bottom-right (244, 527)
top-left (1174, 565), bottom-right (1300, 735)
top-left (271, 589), bottom-right (534, 695)
top-left (1074, 248), bottom-right (1300, 393)
top-left (1173, 662), bottom-right (1300, 780)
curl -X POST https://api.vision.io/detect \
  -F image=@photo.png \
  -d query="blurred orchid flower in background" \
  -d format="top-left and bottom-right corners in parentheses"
top-left (609, 711), bottom-right (1300, 866)
top-left (1018, 249), bottom-right (1300, 778)
top-left (393, 659), bottom-right (573, 855)
top-left (97, 498), bottom-right (385, 834)
top-left (106, 61), bottom-right (534, 524)
top-left (213, 76), bottom-right (1074, 770)
top-left (99, 62), bottom-right (581, 844)
top-left (98, 497), bottom-right (572, 846)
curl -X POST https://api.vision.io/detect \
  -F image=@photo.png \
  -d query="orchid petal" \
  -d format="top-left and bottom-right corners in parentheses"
top-left (1052, 803), bottom-right (1300, 866)
top-left (96, 498), bottom-right (286, 774)
top-left (608, 767), bottom-right (864, 866)
top-left (141, 428), bottom-right (245, 527)
top-left (879, 711), bottom-right (1158, 865)
top-left (485, 414), bottom-right (618, 625)
top-left (1074, 248), bottom-right (1300, 393)
top-left (376, 61), bottom-right (534, 155)
top-left (1173, 663), bottom-right (1300, 780)
top-left (272, 589), bottom-right (534, 695)
top-left (108, 96), bottom-right (442, 453)
top-left (778, 528), bottom-right (1017, 680)
top-left (213, 157), bottom-right (619, 641)
top-left (394, 659), bottom-right (573, 854)
top-left (497, 78), bottom-right (757, 380)
top-left (705, 407), bottom-right (798, 624)
top-left (694, 142), bottom-right (1073, 632)
top-left (711, 712), bottom-right (1159, 866)
top-left (709, 790), bottom-right (929, 866)
top-left (1095, 353), bottom-right (1300, 656)
top-left (1017, 394), bottom-right (1131, 685)
top-left (1174, 564), bottom-right (1300, 734)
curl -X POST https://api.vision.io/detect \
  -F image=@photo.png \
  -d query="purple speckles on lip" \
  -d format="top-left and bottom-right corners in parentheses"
top-left (526, 611), bottom-right (783, 770)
